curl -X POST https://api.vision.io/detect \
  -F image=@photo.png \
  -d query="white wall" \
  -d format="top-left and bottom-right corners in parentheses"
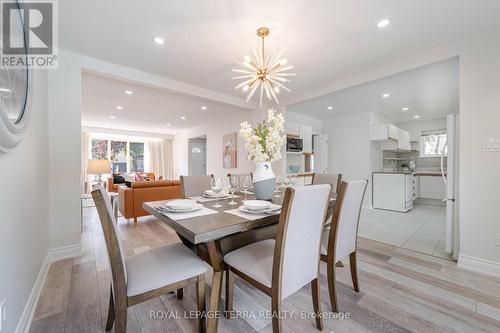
top-left (323, 112), bottom-right (373, 204)
top-left (0, 71), bottom-right (50, 333)
top-left (175, 109), bottom-right (254, 178)
top-left (285, 110), bottom-right (323, 134)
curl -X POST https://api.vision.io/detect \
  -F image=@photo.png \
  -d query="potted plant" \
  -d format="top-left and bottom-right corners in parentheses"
top-left (239, 109), bottom-right (286, 200)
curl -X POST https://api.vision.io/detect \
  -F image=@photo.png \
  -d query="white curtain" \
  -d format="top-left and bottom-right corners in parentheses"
top-left (148, 138), bottom-right (174, 180)
top-left (81, 131), bottom-right (90, 193)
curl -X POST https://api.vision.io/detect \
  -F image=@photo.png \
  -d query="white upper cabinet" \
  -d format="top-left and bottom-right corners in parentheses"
top-left (397, 129), bottom-right (411, 150)
top-left (285, 122), bottom-right (300, 136)
top-left (300, 124), bottom-right (313, 153)
top-left (370, 124), bottom-right (399, 141)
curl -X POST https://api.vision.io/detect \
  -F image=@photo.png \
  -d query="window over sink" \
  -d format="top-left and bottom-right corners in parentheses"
top-left (420, 130), bottom-right (447, 158)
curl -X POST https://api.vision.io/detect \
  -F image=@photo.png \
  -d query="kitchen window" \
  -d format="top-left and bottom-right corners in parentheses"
top-left (420, 130), bottom-right (447, 158)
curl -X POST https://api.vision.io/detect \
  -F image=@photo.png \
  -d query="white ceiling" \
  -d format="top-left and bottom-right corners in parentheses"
top-left (81, 72), bottom-right (250, 134)
top-left (287, 57), bottom-right (459, 123)
top-left (60, 0), bottom-right (500, 105)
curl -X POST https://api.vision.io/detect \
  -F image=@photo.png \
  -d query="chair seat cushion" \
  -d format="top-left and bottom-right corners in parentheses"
top-left (223, 239), bottom-right (275, 288)
top-left (125, 243), bottom-right (207, 297)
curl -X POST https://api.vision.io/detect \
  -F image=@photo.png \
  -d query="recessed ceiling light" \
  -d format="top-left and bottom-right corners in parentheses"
top-left (155, 128), bottom-right (161, 131)
top-left (402, 107), bottom-right (409, 111)
top-left (201, 106), bottom-right (207, 110)
top-left (0, 88), bottom-right (11, 92)
top-left (377, 19), bottom-right (390, 28)
top-left (109, 115), bottom-right (116, 119)
top-left (327, 106), bottom-right (333, 110)
top-left (166, 123), bottom-right (171, 126)
top-left (382, 93), bottom-right (390, 98)
top-left (115, 105), bottom-right (123, 110)
top-left (414, 115), bottom-right (420, 119)
top-left (125, 90), bottom-right (133, 95)
top-left (153, 36), bottom-right (164, 45)
top-left (180, 116), bottom-right (186, 120)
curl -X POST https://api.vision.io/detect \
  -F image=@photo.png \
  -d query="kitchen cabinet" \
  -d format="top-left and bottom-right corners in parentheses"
top-left (397, 129), bottom-right (411, 150)
top-left (373, 172), bottom-right (413, 212)
top-left (313, 135), bottom-right (328, 174)
top-left (370, 124), bottom-right (399, 141)
top-left (285, 122), bottom-right (300, 136)
top-left (300, 124), bottom-right (313, 153)
top-left (419, 175), bottom-right (445, 200)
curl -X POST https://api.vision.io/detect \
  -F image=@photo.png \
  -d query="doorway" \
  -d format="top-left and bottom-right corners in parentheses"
top-left (188, 136), bottom-right (207, 176)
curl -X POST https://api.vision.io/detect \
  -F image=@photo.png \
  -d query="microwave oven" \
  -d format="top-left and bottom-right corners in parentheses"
top-left (286, 137), bottom-right (303, 152)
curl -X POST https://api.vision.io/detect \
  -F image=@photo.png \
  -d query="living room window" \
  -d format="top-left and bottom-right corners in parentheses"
top-left (90, 137), bottom-right (145, 173)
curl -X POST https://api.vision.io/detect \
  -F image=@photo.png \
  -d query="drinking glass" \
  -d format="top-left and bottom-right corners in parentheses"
top-left (211, 177), bottom-right (223, 208)
top-left (290, 175), bottom-right (298, 187)
top-left (241, 176), bottom-right (252, 201)
top-left (283, 176), bottom-right (290, 188)
top-left (228, 176), bottom-right (238, 205)
top-left (273, 175), bottom-right (282, 197)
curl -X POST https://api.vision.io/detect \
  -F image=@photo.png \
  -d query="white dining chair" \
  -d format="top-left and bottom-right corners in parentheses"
top-left (319, 179), bottom-right (368, 312)
top-left (312, 173), bottom-right (342, 193)
top-left (223, 184), bottom-right (331, 333)
top-left (180, 175), bottom-right (213, 198)
top-left (91, 187), bottom-right (207, 333)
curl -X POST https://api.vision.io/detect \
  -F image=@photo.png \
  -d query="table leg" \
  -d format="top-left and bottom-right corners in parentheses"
top-left (206, 241), bottom-right (224, 333)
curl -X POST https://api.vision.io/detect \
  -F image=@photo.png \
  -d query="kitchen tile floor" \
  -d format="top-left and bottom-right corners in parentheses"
top-left (359, 203), bottom-right (451, 259)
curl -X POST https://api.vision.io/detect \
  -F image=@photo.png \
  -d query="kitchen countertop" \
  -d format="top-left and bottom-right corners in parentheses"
top-left (373, 171), bottom-right (446, 176)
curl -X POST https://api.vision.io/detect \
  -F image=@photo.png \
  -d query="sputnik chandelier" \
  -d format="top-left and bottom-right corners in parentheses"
top-left (233, 27), bottom-right (295, 107)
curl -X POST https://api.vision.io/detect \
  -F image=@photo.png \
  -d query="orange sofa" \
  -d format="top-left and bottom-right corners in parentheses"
top-left (118, 180), bottom-right (181, 222)
top-left (108, 172), bottom-right (156, 192)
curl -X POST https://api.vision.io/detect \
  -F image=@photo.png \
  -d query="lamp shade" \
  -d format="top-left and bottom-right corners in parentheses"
top-left (87, 159), bottom-right (111, 174)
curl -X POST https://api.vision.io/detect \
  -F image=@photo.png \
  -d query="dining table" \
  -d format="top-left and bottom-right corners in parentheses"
top-left (143, 190), bottom-right (337, 333)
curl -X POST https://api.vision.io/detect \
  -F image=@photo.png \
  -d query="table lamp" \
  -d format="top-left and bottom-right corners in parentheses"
top-left (87, 159), bottom-right (111, 188)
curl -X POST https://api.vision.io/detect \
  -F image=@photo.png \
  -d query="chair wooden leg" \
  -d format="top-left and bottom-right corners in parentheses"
top-left (311, 278), bottom-right (324, 330)
top-left (114, 298), bottom-right (127, 333)
top-left (225, 268), bottom-right (234, 318)
top-left (196, 274), bottom-right (206, 333)
top-left (271, 294), bottom-right (282, 333)
top-left (177, 288), bottom-right (184, 299)
top-left (350, 252), bottom-right (360, 292)
top-left (105, 286), bottom-right (115, 331)
top-left (327, 258), bottom-right (339, 313)
top-left (133, 217), bottom-right (137, 223)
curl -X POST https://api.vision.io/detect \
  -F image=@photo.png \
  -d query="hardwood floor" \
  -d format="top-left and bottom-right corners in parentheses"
top-left (30, 206), bottom-right (500, 332)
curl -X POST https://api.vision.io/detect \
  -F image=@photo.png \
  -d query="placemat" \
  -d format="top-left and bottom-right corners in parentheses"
top-left (224, 207), bottom-right (280, 220)
top-left (160, 206), bottom-right (218, 221)
top-left (189, 195), bottom-right (241, 203)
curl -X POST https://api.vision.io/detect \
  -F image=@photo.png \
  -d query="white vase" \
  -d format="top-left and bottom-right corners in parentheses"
top-left (253, 162), bottom-right (275, 200)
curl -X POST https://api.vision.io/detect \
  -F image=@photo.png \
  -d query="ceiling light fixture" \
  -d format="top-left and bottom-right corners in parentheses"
top-left (233, 27), bottom-right (295, 107)
top-left (180, 116), bottom-right (186, 120)
top-left (414, 115), bottom-right (420, 119)
top-left (0, 88), bottom-right (12, 93)
top-left (109, 115), bottom-right (116, 119)
top-left (402, 107), bottom-right (409, 111)
top-left (115, 105), bottom-right (123, 110)
top-left (377, 19), bottom-right (390, 28)
top-left (125, 90), bottom-right (133, 95)
top-left (382, 93), bottom-right (390, 98)
top-left (327, 106), bottom-right (333, 110)
top-left (201, 106), bottom-right (207, 110)
top-left (153, 36), bottom-right (164, 45)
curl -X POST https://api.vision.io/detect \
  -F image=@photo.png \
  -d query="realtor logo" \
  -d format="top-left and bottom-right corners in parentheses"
top-left (1, 0), bottom-right (58, 68)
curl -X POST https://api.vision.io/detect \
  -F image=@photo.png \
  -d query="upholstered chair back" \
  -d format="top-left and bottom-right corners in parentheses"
top-left (180, 175), bottom-right (213, 198)
top-left (312, 173), bottom-right (342, 193)
top-left (92, 187), bottom-right (128, 289)
top-left (275, 184), bottom-right (331, 299)
top-left (332, 180), bottom-right (368, 261)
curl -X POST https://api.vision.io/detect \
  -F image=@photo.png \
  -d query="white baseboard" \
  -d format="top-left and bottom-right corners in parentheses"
top-left (15, 242), bottom-right (83, 333)
top-left (458, 254), bottom-right (500, 278)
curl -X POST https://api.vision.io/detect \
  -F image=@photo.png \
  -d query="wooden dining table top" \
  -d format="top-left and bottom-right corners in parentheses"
top-left (143, 191), bottom-right (337, 245)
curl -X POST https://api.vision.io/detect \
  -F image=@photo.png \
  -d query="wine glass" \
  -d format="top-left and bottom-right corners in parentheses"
top-left (211, 177), bottom-right (223, 208)
top-left (283, 176), bottom-right (290, 188)
top-left (228, 176), bottom-right (238, 205)
top-left (290, 175), bottom-right (298, 188)
top-left (241, 176), bottom-right (252, 201)
top-left (273, 175), bottom-right (282, 198)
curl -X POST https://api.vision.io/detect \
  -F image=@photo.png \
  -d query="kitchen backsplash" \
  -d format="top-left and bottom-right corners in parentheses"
top-left (383, 150), bottom-right (446, 171)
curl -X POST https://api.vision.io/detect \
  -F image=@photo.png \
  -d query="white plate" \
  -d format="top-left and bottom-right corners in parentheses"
top-left (238, 204), bottom-right (281, 215)
top-left (203, 190), bottom-right (229, 198)
top-left (163, 203), bottom-right (203, 213)
top-left (242, 200), bottom-right (271, 211)
top-left (166, 199), bottom-right (196, 211)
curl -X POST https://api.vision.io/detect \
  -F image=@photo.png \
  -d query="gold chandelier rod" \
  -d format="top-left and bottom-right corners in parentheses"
top-left (257, 27), bottom-right (269, 71)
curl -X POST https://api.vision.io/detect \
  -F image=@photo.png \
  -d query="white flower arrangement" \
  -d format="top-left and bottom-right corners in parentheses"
top-left (239, 109), bottom-right (286, 163)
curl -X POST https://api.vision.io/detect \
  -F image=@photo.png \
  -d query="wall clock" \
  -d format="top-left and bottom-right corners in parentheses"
top-left (0, 0), bottom-right (32, 153)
